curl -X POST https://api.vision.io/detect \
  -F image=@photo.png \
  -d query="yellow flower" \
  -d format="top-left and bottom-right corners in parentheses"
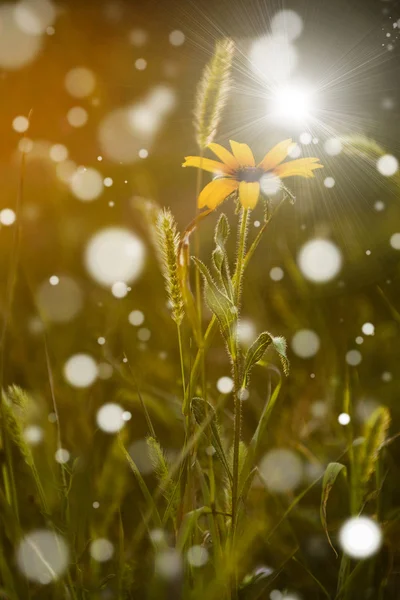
top-left (183, 139), bottom-right (324, 210)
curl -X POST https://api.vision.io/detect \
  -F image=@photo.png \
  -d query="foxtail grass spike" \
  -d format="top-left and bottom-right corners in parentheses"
top-left (156, 209), bottom-right (185, 324)
top-left (194, 38), bottom-right (234, 149)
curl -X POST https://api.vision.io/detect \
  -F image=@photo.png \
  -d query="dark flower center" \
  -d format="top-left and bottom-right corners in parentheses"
top-left (236, 167), bottom-right (265, 183)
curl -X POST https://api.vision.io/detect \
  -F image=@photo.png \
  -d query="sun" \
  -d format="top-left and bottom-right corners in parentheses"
top-left (271, 84), bottom-right (314, 122)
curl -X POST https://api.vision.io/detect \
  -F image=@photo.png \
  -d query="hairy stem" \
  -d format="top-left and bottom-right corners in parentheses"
top-left (230, 208), bottom-right (250, 598)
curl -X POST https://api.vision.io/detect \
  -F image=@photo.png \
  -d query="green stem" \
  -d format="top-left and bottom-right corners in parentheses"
top-left (234, 208), bottom-right (249, 306)
top-left (230, 208), bottom-right (250, 598)
top-left (177, 323), bottom-right (186, 400)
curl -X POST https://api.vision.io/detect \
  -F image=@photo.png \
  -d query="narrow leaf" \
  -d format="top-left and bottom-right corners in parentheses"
top-left (320, 462), bottom-right (347, 557)
top-left (191, 397), bottom-right (233, 484)
top-left (241, 374), bottom-right (282, 487)
top-left (192, 257), bottom-right (237, 354)
top-left (119, 438), bottom-right (162, 529)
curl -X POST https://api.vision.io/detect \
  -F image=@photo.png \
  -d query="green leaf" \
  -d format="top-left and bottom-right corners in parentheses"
top-left (215, 212), bottom-right (229, 247)
top-left (271, 335), bottom-right (290, 376)
top-left (320, 462), bottom-right (347, 557)
top-left (192, 257), bottom-right (237, 355)
top-left (212, 215), bottom-right (234, 300)
top-left (242, 332), bottom-right (273, 387)
top-left (242, 333), bottom-right (289, 387)
top-left (191, 397), bottom-right (233, 484)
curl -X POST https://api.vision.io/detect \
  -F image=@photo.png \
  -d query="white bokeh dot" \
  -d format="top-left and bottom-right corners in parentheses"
top-left (259, 448), bottom-right (303, 493)
top-left (237, 319), bottom-right (257, 346)
top-left (0, 5), bottom-right (43, 70)
top-left (270, 267), bottom-right (284, 281)
top-left (187, 545), bottom-right (208, 567)
top-left (361, 322), bottom-right (374, 336)
top-left (67, 106), bottom-right (88, 128)
top-left (13, 115), bottom-right (29, 133)
top-left (71, 167), bottom-right (103, 202)
top-left (324, 177), bottom-right (335, 188)
top-left (155, 548), bottom-right (182, 579)
top-left (55, 448), bottom-right (70, 464)
top-left (16, 530), bottom-right (69, 584)
top-left (324, 138), bottom-right (342, 156)
top-left (135, 58), bottom-right (147, 70)
top-left (64, 354), bottom-right (98, 388)
top-left (374, 201), bottom-right (385, 212)
top-left (23, 425), bottom-right (43, 446)
top-left (0, 209), bottom-right (16, 226)
top-left (138, 327), bottom-right (151, 342)
top-left (338, 412), bottom-right (351, 425)
top-left (96, 403), bottom-right (125, 433)
top-left (339, 517), bottom-right (382, 559)
top-left (90, 539), bottom-right (114, 562)
top-left (390, 233), bottom-right (400, 250)
top-left (169, 30), bottom-right (185, 46)
top-left (346, 349), bottom-right (362, 366)
top-left (36, 275), bottom-right (83, 323)
top-left (377, 154), bottom-right (398, 176)
top-left (129, 310), bottom-right (144, 326)
top-left (65, 67), bottom-right (96, 98)
top-left (129, 28), bottom-right (148, 46)
top-left (49, 144), bottom-right (68, 162)
top-left (299, 132), bottom-right (312, 145)
top-left (291, 329), bottom-right (320, 358)
top-left (85, 227), bottom-right (146, 287)
top-left (217, 376), bottom-right (234, 394)
top-left (298, 239), bottom-right (342, 283)
top-left (112, 281), bottom-right (128, 298)
top-left (14, 0), bottom-right (56, 36)
top-left (271, 9), bottom-right (303, 41)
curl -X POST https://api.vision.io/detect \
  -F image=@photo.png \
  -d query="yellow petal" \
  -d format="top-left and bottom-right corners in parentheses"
top-left (238, 182), bottom-right (260, 209)
top-left (229, 141), bottom-right (255, 167)
top-left (208, 143), bottom-right (240, 170)
top-left (258, 139), bottom-right (293, 171)
top-left (198, 178), bottom-right (239, 210)
top-left (183, 156), bottom-right (232, 175)
top-left (274, 158), bottom-right (324, 179)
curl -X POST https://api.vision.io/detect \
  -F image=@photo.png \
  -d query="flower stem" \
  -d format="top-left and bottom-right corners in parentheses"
top-left (234, 208), bottom-right (250, 306)
top-left (230, 208), bottom-right (250, 595)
